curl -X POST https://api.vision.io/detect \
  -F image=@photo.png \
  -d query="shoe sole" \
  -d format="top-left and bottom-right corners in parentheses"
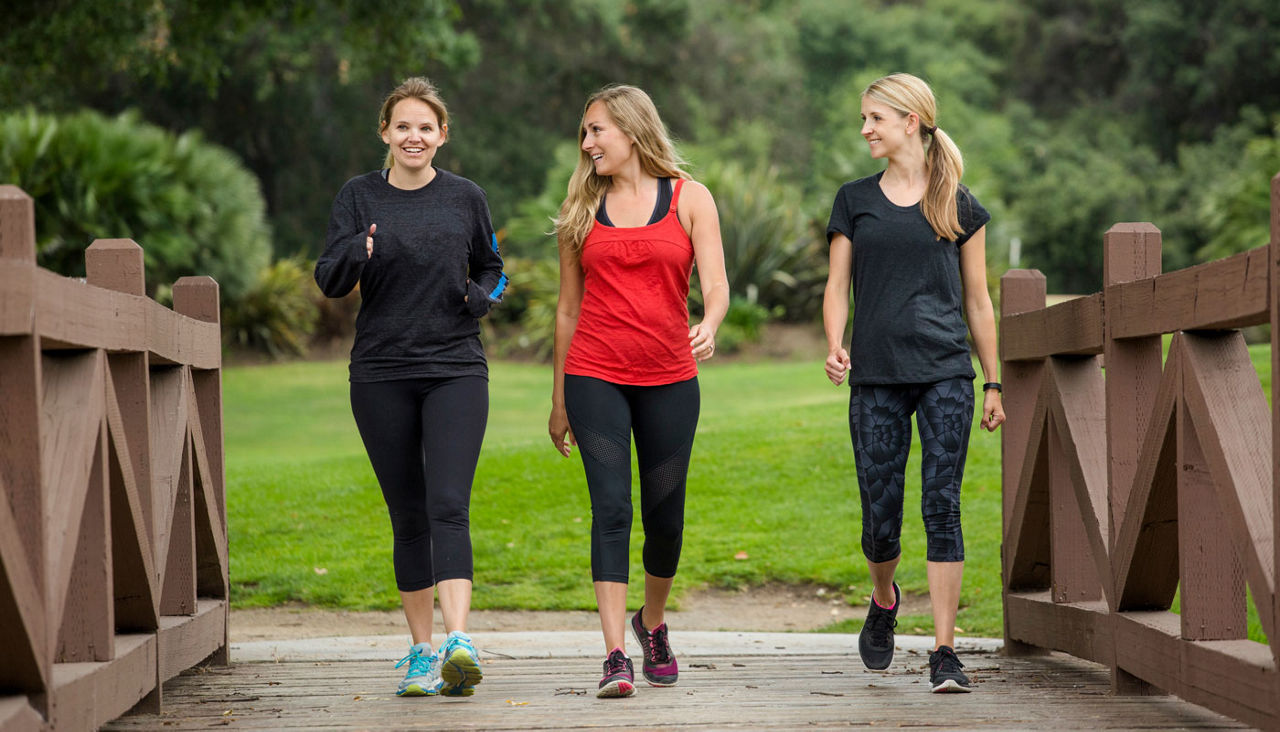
top-left (596, 680), bottom-right (636, 698)
top-left (858, 646), bottom-right (894, 671)
top-left (931, 679), bottom-right (972, 693)
top-left (441, 648), bottom-right (483, 696)
top-left (643, 673), bottom-right (678, 687)
top-left (396, 682), bottom-right (440, 697)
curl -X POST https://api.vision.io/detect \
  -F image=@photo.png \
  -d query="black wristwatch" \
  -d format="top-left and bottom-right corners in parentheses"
top-left (982, 382), bottom-right (1002, 393)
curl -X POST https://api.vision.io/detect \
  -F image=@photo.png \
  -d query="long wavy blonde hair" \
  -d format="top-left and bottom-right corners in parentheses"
top-left (554, 85), bottom-right (690, 252)
top-left (377, 77), bottom-right (449, 169)
top-left (863, 73), bottom-right (965, 241)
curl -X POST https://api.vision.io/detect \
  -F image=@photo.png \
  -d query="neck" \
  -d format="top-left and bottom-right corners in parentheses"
top-left (883, 148), bottom-right (927, 188)
top-left (607, 158), bottom-right (653, 195)
top-left (388, 164), bottom-right (437, 190)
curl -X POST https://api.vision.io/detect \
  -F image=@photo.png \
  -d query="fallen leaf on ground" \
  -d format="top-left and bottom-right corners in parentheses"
top-left (733, 551), bottom-right (749, 560)
top-left (313, 567), bottom-right (328, 575)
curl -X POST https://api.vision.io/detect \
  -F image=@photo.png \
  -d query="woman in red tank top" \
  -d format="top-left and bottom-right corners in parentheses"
top-left (548, 85), bottom-right (729, 698)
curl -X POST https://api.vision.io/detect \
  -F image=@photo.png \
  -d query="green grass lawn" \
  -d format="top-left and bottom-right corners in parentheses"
top-left (225, 347), bottom-right (1271, 642)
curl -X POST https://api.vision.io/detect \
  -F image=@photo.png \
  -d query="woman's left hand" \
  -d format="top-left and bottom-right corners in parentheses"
top-left (982, 390), bottom-right (1005, 432)
top-left (689, 322), bottom-right (717, 361)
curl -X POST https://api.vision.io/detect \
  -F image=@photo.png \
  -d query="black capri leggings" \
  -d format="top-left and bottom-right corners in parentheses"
top-left (350, 375), bottom-right (488, 591)
top-left (849, 376), bottom-right (973, 564)
top-left (564, 374), bottom-right (700, 583)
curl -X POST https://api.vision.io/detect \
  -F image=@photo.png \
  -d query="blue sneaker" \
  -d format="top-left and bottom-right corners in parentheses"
top-left (438, 631), bottom-right (483, 696)
top-left (394, 642), bottom-right (442, 696)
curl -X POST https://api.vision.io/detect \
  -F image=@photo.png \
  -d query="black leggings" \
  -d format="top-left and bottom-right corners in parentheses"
top-left (849, 377), bottom-right (973, 563)
top-left (564, 374), bottom-right (699, 583)
top-left (350, 376), bottom-right (488, 591)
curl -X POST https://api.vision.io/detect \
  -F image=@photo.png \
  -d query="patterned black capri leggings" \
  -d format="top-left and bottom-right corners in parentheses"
top-left (849, 376), bottom-right (974, 564)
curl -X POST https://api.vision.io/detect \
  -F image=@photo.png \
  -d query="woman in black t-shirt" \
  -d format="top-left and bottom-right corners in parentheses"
top-left (821, 72), bottom-right (1004, 693)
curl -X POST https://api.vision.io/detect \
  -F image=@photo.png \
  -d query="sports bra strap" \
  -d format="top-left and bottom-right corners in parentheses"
top-left (669, 178), bottom-right (685, 213)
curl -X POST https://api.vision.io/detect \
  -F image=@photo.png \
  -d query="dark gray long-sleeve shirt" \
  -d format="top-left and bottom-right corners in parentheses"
top-left (315, 168), bottom-right (507, 383)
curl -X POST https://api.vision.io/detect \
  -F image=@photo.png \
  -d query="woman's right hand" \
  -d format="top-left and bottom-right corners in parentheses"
top-left (549, 406), bottom-right (576, 457)
top-left (365, 223), bottom-right (376, 258)
top-left (825, 347), bottom-right (851, 386)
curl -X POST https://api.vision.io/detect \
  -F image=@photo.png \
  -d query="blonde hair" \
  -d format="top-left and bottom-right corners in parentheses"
top-left (554, 85), bottom-right (690, 252)
top-left (863, 73), bottom-right (965, 241)
top-left (377, 77), bottom-right (449, 169)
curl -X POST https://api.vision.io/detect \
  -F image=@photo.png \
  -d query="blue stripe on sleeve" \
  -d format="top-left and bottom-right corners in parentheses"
top-left (488, 273), bottom-right (508, 301)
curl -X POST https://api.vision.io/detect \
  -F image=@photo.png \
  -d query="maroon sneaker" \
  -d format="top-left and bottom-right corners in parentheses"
top-left (597, 647), bottom-right (635, 698)
top-left (630, 607), bottom-right (679, 686)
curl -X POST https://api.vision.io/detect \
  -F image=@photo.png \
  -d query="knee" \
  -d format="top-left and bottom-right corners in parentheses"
top-left (387, 509), bottom-right (429, 543)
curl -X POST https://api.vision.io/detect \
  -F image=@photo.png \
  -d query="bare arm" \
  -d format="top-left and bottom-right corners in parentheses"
top-left (679, 180), bottom-right (730, 360)
top-left (823, 233), bottom-right (853, 385)
top-left (549, 234), bottom-right (585, 456)
top-left (959, 226), bottom-right (1004, 431)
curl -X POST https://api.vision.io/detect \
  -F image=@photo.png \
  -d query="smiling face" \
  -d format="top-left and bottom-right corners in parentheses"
top-left (860, 96), bottom-right (915, 160)
top-left (580, 101), bottom-right (636, 177)
top-left (380, 97), bottom-right (447, 172)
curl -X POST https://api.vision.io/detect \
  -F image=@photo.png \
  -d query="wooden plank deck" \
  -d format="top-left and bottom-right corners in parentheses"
top-left (105, 649), bottom-right (1247, 730)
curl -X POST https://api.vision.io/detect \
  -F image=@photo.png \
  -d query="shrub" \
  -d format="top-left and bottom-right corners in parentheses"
top-left (697, 162), bottom-right (827, 321)
top-left (222, 258), bottom-right (317, 359)
top-left (0, 108), bottom-right (270, 300)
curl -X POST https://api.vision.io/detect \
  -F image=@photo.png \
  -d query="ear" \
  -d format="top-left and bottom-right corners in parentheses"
top-left (380, 124), bottom-right (391, 145)
top-left (440, 123), bottom-right (449, 145)
top-left (905, 112), bottom-right (919, 135)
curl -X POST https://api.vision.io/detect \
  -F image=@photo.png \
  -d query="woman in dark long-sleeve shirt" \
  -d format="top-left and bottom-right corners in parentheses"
top-left (314, 76), bottom-right (505, 700)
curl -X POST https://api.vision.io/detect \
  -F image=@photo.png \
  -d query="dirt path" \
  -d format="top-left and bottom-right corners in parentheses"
top-left (230, 583), bottom-right (933, 642)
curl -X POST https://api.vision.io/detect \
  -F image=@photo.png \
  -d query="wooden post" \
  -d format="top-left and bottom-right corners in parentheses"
top-left (1102, 224), bottom-right (1162, 562)
top-left (1102, 223), bottom-right (1164, 696)
top-left (171, 276), bottom-right (228, 666)
top-left (1270, 171), bottom-right (1280, 672)
top-left (0, 186), bottom-right (49, 714)
top-left (1000, 269), bottom-right (1049, 656)
top-left (0, 185), bottom-right (35, 262)
top-left (87, 239), bottom-right (157, 632)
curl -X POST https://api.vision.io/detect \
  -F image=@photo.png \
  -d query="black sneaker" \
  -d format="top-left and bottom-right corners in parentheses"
top-left (858, 582), bottom-right (899, 670)
top-left (928, 645), bottom-right (972, 693)
top-left (597, 647), bottom-right (636, 698)
top-left (631, 607), bottom-right (678, 686)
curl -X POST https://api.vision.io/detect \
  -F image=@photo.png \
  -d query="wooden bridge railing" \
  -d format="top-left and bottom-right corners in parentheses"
top-left (0, 185), bottom-right (228, 730)
top-left (999, 174), bottom-right (1280, 730)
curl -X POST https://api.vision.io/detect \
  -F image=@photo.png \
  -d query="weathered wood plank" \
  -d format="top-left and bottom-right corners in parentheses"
top-left (1046, 357), bottom-right (1110, 605)
top-left (1112, 339), bottom-right (1180, 611)
top-left (1113, 611), bottom-right (1277, 730)
top-left (102, 652), bottom-right (1247, 731)
top-left (40, 351), bottom-right (105, 651)
top-left (1271, 171), bottom-right (1280, 670)
top-left (1001, 293), bottom-right (1104, 361)
top-left (0, 696), bottom-right (42, 732)
top-left (0, 186), bottom-right (36, 262)
top-left (1178, 405), bottom-right (1248, 641)
top-left (51, 633), bottom-right (157, 731)
top-left (1110, 246), bottom-right (1269, 339)
top-left (158, 599), bottom-right (226, 682)
top-left (1004, 591), bottom-right (1112, 665)
top-left (1003, 387), bottom-right (1050, 590)
top-left (1180, 332), bottom-right (1276, 642)
top-left (56, 425), bottom-right (115, 664)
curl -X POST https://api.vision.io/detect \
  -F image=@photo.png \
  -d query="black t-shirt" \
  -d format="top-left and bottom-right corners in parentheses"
top-left (826, 171), bottom-right (990, 386)
top-left (315, 169), bottom-right (507, 383)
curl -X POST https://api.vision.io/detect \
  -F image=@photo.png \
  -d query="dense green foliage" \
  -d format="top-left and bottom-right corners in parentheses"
top-left (0, 108), bottom-right (269, 300)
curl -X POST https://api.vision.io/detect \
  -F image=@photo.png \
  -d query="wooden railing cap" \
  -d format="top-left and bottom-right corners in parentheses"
top-left (1104, 222), bottom-right (1161, 235)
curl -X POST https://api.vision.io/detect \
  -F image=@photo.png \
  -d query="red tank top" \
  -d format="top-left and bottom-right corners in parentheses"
top-left (565, 178), bottom-right (697, 386)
